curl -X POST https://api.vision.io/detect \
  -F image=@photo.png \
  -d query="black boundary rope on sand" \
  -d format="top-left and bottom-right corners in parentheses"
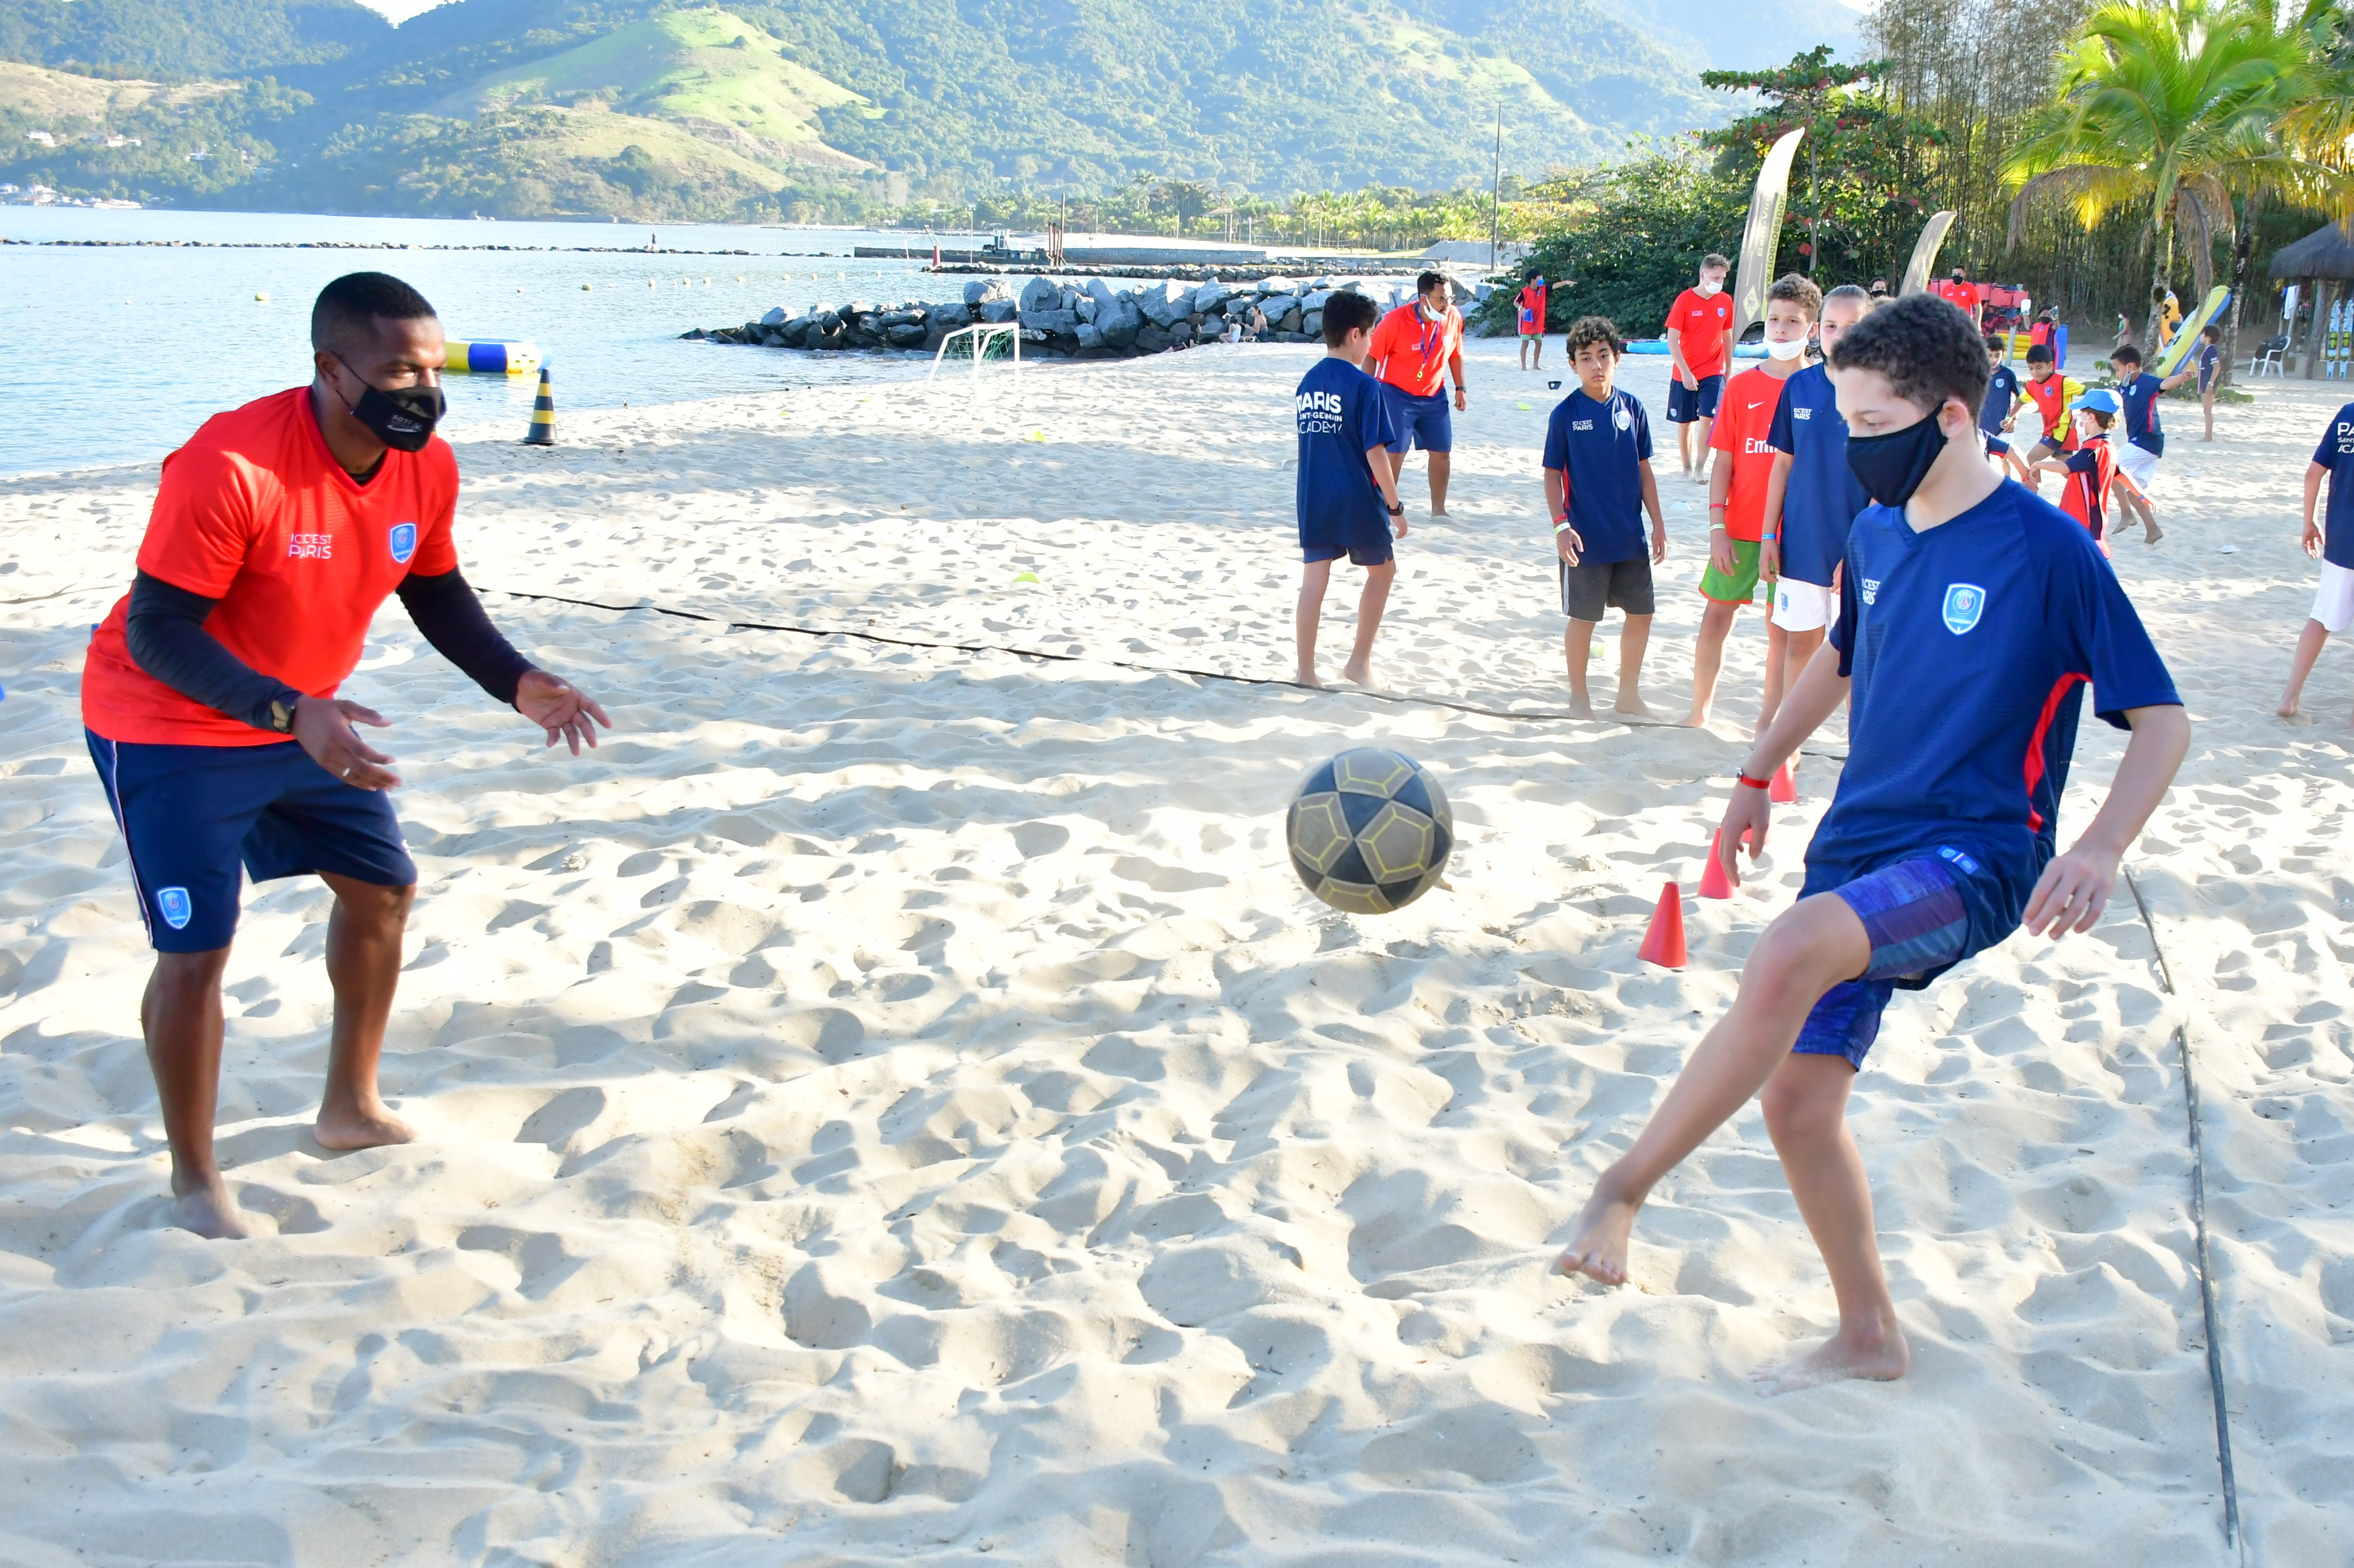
top-left (2122, 867), bottom-right (2243, 1555)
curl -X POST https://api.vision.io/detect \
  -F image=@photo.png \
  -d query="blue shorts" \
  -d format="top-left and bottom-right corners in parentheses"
top-left (1793, 850), bottom-right (2008, 1069)
top-left (1666, 374), bottom-right (1723, 423)
top-left (1983, 432), bottom-right (2012, 455)
top-left (1382, 387), bottom-right (1453, 454)
top-left (1305, 540), bottom-right (1394, 566)
top-left (87, 730), bottom-right (417, 953)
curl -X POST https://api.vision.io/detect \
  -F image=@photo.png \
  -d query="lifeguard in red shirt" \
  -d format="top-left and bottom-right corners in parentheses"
top-left (1517, 273), bottom-right (1549, 370)
top-left (1934, 268), bottom-right (1983, 326)
top-left (1665, 252), bottom-right (1737, 483)
top-left (80, 272), bottom-right (612, 1239)
top-left (1366, 270), bottom-right (1470, 518)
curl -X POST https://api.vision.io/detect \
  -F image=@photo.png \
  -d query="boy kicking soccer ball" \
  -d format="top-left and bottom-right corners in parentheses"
top-left (2276, 395), bottom-right (2354, 721)
top-left (1541, 315), bottom-right (1667, 719)
top-left (1294, 291), bottom-right (1408, 689)
top-left (1558, 294), bottom-right (2189, 1394)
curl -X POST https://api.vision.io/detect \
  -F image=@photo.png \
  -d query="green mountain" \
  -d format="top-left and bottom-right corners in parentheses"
top-left (0, 0), bottom-right (1857, 219)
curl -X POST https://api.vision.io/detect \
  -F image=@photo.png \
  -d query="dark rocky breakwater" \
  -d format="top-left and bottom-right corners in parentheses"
top-left (682, 273), bottom-right (1493, 359)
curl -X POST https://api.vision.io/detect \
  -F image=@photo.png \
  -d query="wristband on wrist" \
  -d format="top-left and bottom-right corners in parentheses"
top-left (1552, 519), bottom-right (1572, 533)
top-left (1734, 769), bottom-right (1771, 790)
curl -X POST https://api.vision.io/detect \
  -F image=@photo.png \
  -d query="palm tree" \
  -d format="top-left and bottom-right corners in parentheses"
top-left (2004, 0), bottom-right (2324, 347)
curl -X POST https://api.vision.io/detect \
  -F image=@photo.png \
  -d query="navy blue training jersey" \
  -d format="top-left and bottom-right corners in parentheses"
top-left (1540, 387), bottom-right (1652, 565)
top-left (2316, 401), bottom-right (2354, 570)
top-left (1817, 479), bottom-right (2178, 919)
top-left (1295, 357), bottom-right (1397, 553)
top-left (1765, 362), bottom-right (1866, 588)
top-left (1981, 364), bottom-right (2021, 435)
top-left (2119, 371), bottom-right (2165, 455)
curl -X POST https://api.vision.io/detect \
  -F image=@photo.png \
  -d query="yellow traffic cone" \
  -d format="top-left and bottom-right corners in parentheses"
top-left (523, 366), bottom-right (555, 446)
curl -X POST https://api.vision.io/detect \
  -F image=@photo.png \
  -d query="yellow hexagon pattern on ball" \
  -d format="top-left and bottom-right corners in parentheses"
top-left (1289, 793), bottom-right (1352, 874)
top-left (1331, 750), bottom-right (1413, 799)
top-left (1359, 803), bottom-right (1437, 883)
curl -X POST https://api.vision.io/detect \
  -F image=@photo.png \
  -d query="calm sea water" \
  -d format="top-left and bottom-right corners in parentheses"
top-left (0, 209), bottom-right (1020, 478)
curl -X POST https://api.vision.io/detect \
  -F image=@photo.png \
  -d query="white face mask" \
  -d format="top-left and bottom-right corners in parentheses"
top-left (1764, 336), bottom-right (1808, 361)
top-left (1696, 279), bottom-right (1723, 298)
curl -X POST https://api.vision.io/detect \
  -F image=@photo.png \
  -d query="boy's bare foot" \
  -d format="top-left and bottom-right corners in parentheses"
top-left (314, 1103), bottom-right (418, 1152)
top-left (2276, 696), bottom-right (2299, 718)
top-left (1749, 1320), bottom-right (1911, 1396)
top-left (2143, 525), bottom-right (2163, 545)
top-left (1339, 658), bottom-right (1376, 688)
top-left (1555, 1180), bottom-right (1639, 1286)
top-left (1681, 708), bottom-right (1711, 729)
top-left (170, 1174), bottom-right (252, 1240)
top-left (1567, 696), bottom-right (1596, 720)
top-left (1296, 668), bottom-right (1324, 689)
top-left (1614, 693), bottom-right (1654, 719)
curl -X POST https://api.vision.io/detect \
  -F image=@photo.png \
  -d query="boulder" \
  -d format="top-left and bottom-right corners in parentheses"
top-left (1138, 280), bottom-right (1193, 326)
top-left (843, 299), bottom-right (875, 317)
top-left (885, 322), bottom-right (929, 347)
top-left (1075, 296), bottom-right (1098, 323)
top-left (1254, 276), bottom-right (1298, 296)
top-left (1196, 319), bottom-right (1225, 341)
top-left (759, 305), bottom-right (791, 326)
top-left (1301, 289), bottom-right (1335, 313)
top-left (1019, 307), bottom-right (1080, 334)
top-left (1302, 310), bottom-right (1323, 339)
top-left (930, 301), bottom-right (973, 328)
top-left (1019, 276), bottom-right (1061, 312)
top-left (964, 277), bottom-right (1014, 305)
top-left (1135, 322), bottom-right (1174, 354)
top-left (1193, 279), bottom-right (1238, 313)
top-left (1083, 277), bottom-right (1121, 310)
top-left (1099, 299), bottom-right (1142, 348)
top-left (1310, 276), bottom-right (1333, 291)
top-left (1076, 322), bottom-right (1104, 351)
top-left (981, 299), bottom-right (1018, 323)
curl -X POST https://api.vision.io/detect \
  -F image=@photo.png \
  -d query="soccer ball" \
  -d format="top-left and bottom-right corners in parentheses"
top-left (1285, 748), bottom-right (1453, 914)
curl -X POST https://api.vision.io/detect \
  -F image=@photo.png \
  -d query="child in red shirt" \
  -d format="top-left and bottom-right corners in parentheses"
top-left (1665, 253), bottom-right (1736, 482)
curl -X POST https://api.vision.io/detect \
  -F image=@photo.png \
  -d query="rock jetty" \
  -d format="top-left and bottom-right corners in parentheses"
top-left (681, 273), bottom-right (1495, 359)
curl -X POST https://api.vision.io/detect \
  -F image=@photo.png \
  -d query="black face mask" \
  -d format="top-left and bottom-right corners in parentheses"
top-left (1844, 409), bottom-right (1948, 508)
top-left (336, 366), bottom-right (445, 452)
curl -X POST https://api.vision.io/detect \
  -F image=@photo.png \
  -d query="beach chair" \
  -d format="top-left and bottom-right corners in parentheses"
top-left (2248, 334), bottom-right (2288, 377)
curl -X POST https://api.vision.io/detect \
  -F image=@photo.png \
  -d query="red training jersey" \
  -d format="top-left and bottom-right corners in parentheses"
top-left (1934, 279), bottom-right (1981, 320)
top-left (82, 387), bottom-right (462, 747)
top-left (1516, 282), bottom-right (1547, 334)
top-left (1666, 287), bottom-right (1735, 379)
top-left (2058, 437), bottom-right (2117, 556)
top-left (2021, 373), bottom-right (2079, 453)
top-left (1708, 366), bottom-right (1789, 543)
top-left (1367, 303), bottom-right (1464, 397)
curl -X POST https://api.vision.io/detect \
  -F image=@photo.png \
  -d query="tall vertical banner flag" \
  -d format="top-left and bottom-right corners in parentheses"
top-left (1900, 212), bottom-right (1958, 297)
top-left (1731, 128), bottom-right (1806, 341)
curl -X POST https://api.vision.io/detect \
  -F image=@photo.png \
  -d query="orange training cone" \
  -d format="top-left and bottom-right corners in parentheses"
top-left (1769, 760), bottom-right (1797, 804)
top-left (1698, 829), bottom-right (1735, 900)
top-left (1638, 881), bottom-right (1687, 968)
top-left (523, 365), bottom-right (555, 446)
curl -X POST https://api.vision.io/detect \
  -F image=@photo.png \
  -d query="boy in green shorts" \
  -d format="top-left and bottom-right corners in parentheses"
top-left (1687, 273), bottom-right (1818, 729)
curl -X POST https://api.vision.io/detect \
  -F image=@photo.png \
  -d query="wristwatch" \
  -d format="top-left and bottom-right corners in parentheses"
top-left (1387, 500), bottom-right (1405, 516)
top-left (268, 694), bottom-right (299, 734)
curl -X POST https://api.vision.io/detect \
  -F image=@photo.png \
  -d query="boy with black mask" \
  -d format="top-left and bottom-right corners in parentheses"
top-left (1556, 293), bottom-right (2188, 1396)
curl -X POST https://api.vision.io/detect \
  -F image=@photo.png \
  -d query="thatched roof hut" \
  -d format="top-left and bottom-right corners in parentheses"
top-left (2268, 221), bottom-right (2354, 282)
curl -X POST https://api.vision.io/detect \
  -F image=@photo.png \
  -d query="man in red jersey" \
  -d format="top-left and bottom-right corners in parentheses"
top-left (1517, 273), bottom-right (1549, 370)
top-left (1934, 267), bottom-right (1981, 327)
top-left (80, 272), bottom-right (611, 1239)
top-left (1366, 271), bottom-right (1470, 518)
top-left (1665, 252), bottom-right (1736, 483)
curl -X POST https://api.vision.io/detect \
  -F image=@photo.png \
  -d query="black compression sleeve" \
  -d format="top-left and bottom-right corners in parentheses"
top-left (123, 571), bottom-right (302, 731)
top-left (396, 570), bottom-right (535, 705)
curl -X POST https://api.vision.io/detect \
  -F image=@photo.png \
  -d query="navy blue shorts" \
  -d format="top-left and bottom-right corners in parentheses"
top-left (1666, 374), bottom-right (1724, 423)
top-left (1381, 387), bottom-right (1453, 454)
top-left (1792, 848), bottom-right (2015, 1069)
top-left (1305, 540), bottom-right (1395, 567)
top-left (1983, 432), bottom-right (2012, 456)
top-left (87, 730), bottom-right (417, 953)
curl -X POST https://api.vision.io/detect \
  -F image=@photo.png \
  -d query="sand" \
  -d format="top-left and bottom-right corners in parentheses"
top-left (0, 336), bottom-right (2349, 1566)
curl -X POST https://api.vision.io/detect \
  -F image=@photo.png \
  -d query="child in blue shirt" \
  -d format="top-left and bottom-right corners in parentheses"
top-left (2105, 342), bottom-right (2186, 544)
top-left (1760, 283), bottom-right (1873, 736)
top-left (1558, 293), bottom-right (2189, 1396)
top-left (1294, 291), bottom-right (1406, 688)
top-left (1540, 315), bottom-right (1666, 719)
top-left (2275, 399), bottom-right (2354, 721)
top-left (1979, 331), bottom-right (2028, 483)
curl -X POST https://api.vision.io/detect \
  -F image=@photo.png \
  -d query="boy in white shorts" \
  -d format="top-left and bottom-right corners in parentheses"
top-left (1759, 283), bottom-right (1873, 733)
top-left (2277, 397), bottom-right (2354, 721)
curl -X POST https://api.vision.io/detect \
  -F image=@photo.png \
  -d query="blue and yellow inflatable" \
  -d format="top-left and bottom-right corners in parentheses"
top-left (442, 340), bottom-right (542, 375)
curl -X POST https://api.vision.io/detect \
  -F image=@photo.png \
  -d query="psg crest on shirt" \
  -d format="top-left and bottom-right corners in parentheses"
top-left (155, 886), bottom-right (193, 930)
top-left (1942, 582), bottom-right (1986, 635)
top-left (389, 522), bottom-right (418, 564)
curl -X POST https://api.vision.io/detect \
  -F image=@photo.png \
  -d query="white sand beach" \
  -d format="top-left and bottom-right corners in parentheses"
top-left (1, 337), bottom-right (2349, 1565)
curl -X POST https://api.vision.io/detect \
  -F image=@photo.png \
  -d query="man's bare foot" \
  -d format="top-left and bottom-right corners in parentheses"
top-left (1555, 1180), bottom-right (1639, 1285)
top-left (1296, 668), bottom-right (1324, 689)
top-left (1614, 693), bottom-right (1654, 719)
top-left (314, 1101), bottom-right (418, 1152)
top-left (1567, 696), bottom-right (1596, 720)
top-left (1340, 659), bottom-right (1376, 688)
top-left (170, 1173), bottom-right (251, 1240)
top-left (1749, 1320), bottom-right (1911, 1396)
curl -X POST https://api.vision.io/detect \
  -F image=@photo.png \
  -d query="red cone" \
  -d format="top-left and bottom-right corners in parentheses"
top-left (1698, 829), bottom-right (1736, 900)
top-left (1639, 881), bottom-right (1687, 968)
top-left (1769, 760), bottom-right (1797, 804)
